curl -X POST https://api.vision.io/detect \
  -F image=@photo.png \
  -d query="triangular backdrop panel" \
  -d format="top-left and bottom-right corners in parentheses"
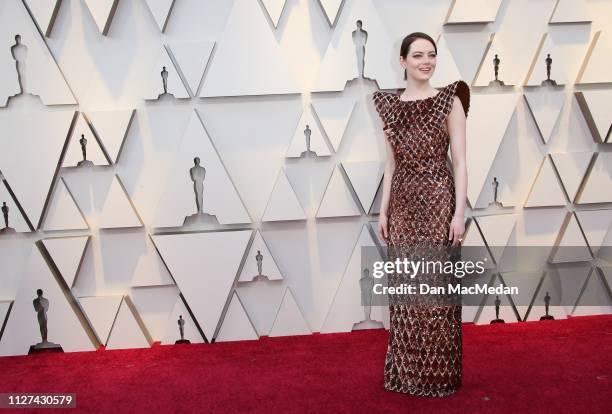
top-left (41, 236), bottom-right (90, 288)
top-left (144, 0), bottom-right (176, 32)
top-left (23, 0), bottom-right (63, 36)
top-left (78, 295), bottom-right (123, 346)
top-left (106, 297), bottom-right (151, 350)
top-left (144, 46), bottom-right (190, 99)
top-left (161, 297), bottom-right (205, 345)
top-left (238, 231), bottom-right (283, 282)
top-left (0, 248), bottom-right (95, 356)
top-left (85, 109), bottom-right (135, 164)
top-left (215, 292), bottom-right (259, 342)
top-left (153, 110), bottom-right (251, 227)
top-left (42, 177), bottom-right (89, 232)
top-left (269, 287), bottom-right (311, 337)
top-left (167, 41), bottom-right (214, 96)
top-left (152, 230), bottom-right (252, 340)
top-left (62, 113), bottom-right (109, 167)
top-left (200, 0), bottom-right (299, 97)
top-left (0, 0), bottom-right (76, 105)
top-left (0, 110), bottom-right (75, 228)
top-left (82, 0), bottom-right (119, 35)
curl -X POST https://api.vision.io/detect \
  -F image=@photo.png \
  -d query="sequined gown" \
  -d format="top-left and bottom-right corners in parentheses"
top-left (372, 80), bottom-right (470, 397)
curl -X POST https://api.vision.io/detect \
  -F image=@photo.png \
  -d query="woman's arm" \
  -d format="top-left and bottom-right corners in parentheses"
top-left (447, 95), bottom-right (467, 245)
top-left (378, 132), bottom-right (396, 242)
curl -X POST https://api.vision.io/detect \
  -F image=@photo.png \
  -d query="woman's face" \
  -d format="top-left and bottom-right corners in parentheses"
top-left (400, 38), bottom-right (437, 80)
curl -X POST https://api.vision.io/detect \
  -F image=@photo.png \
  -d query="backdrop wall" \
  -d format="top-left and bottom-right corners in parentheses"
top-left (0, 0), bottom-right (611, 356)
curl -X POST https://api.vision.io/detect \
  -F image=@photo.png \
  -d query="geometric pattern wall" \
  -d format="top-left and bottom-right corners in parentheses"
top-left (1, 0), bottom-right (611, 356)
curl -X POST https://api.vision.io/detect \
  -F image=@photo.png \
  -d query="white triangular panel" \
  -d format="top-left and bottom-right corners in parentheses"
top-left (0, 0), bottom-right (76, 105)
top-left (313, 0), bottom-right (396, 91)
top-left (62, 114), bottom-right (109, 167)
top-left (0, 110), bottom-right (74, 228)
top-left (572, 271), bottom-right (612, 316)
top-left (0, 181), bottom-right (31, 232)
top-left (23, 0), bottom-right (62, 36)
top-left (85, 109), bottom-right (135, 164)
top-left (285, 110), bottom-right (330, 157)
top-left (318, 0), bottom-right (343, 26)
top-left (216, 292), bottom-right (258, 342)
top-left (144, 47), bottom-right (190, 99)
top-left (269, 287), bottom-right (311, 337)
top-left (577, 153), bottom-right (612, 204)
top-left (467, 92), bottom-right (520, 205)
top-left (524, 157), bottom-right (566, 207)
top-left (144, 0), bottom-right (175, 32)
top-left (526, 29), bottom-right (589, 87)
top-left (153, 110), bottom-right (251, 227)
top-left (261, 0), bottom-right (287, 28)
top-left (550, 0), bottom-right (591, 24)
top-left (439, 32), bottom-right (491, 87)
top-left (42, 178), bottom-right (88, 231)
top-left (342, 161), bottom-right (384, 213)
top-left (446, 0), bottom-right (502, 24)
top-left (0, 239), bottom-right (33, 301)
top-left (575, 210), bottom-right (612, 255)
top-left (200, 0), bottom-right (299, 97)
top-left (311, 97), bottom-right (355, 152)
top-left (238, 231), bottom-right (283, 282)
top-left (550, 152), bottom-right (592, 203)
top-left (82, 0), bottom-right (118, 35)
top-left (321, 225), bottom-right (384, 333)
top-left (547, 264), bottom-right (591, 315)
top-left (167, 41), bottom-right (214, 96)
top-left (576, 90), bottom-right (612, 143)
top-left (476, 214), bottom-right (517, 263)
top-left (106, 298), bottom-right (151, 350)
top-left (473, 0), bottom-right (560, 87)
top-left (551, 214), bottom-right (591, 263)
top-left (78, 295), bottom-right (122, 345)
top-left (524, 88), bottom-right (565, 143)
top-left (316, 166), bottom-right (360, 218)
top-left (130, 285), bottom-right (180, 342)
top-left (0, 249), bottom-right (95, 356)
top-left (131, 235), bottom-right (175, 287)
top-left (151, 230), bottom-right (252, 340)
top-left (262, 168), bottom-right (306, 222)
top-left (161, 298), bottom-right (205, 345)
top-left (42, 236), bottom-right (89, 288)
top-left (235, 282), bottom-right (286, 335)
top-left (98, 175), bottom-right (142, 229)
top-left (428, 35), bottom-right (464, 88)
top-left (578, 32), bottom-right (612, 84)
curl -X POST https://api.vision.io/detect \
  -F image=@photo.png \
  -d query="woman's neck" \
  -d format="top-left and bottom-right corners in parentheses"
top-left (403, 79), bottom-right (433, 95)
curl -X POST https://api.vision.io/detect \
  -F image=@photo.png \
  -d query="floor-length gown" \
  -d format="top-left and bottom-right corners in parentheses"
top-left (372, 80), bottom-right (470, 397)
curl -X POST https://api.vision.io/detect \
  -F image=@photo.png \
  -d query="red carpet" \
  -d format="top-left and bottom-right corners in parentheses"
top-left (1, 315), bottom-right (611, 413)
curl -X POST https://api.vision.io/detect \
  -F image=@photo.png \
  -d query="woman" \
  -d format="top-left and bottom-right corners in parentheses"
top-left (372, 32), bottom-right (470, 397)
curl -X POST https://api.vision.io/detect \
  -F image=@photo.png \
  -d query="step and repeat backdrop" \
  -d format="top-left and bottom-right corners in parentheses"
top-left (0, 0), bottom-right (611, 356)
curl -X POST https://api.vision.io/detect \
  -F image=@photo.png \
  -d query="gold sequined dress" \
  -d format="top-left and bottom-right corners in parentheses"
top-left (372, 80), bottom-right (470, 397)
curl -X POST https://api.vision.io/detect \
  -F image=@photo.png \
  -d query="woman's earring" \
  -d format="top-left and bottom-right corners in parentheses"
top-left (403, 69), bottom-right (407, 80)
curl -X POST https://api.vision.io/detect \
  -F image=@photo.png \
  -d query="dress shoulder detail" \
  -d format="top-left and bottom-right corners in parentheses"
top-left (372, 90), bottom-right (396, 131)
top-left (448, 79), bottom-right (470, 118)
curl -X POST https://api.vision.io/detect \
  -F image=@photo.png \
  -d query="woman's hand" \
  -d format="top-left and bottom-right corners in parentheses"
top-left (448, 215), bottom-right (465, 246)
top-left (378, 214), bottom-right (389, 244)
